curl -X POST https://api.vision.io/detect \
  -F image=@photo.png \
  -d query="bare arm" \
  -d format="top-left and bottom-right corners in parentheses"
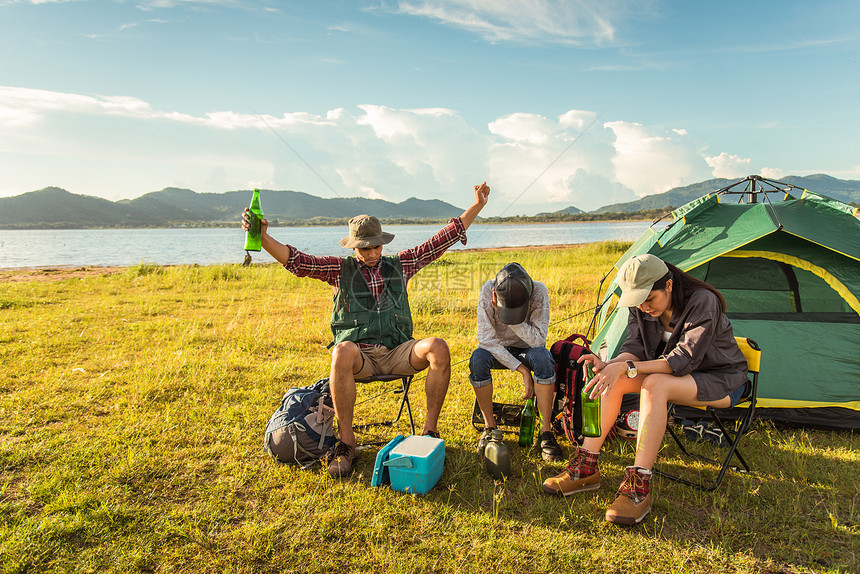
top-left (459, 182), bottom-right (490, 230)
top-left (242, 208), bottom-right (292, 264)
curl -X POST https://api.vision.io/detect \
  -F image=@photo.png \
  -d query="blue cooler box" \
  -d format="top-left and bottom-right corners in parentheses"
top-left (371, 435), bottom-right (445, 495)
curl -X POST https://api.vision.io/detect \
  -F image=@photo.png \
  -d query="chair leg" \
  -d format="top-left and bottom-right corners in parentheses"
top-left (354, 376), bottom-right (416, 436)
top-left (655, 409), bottom-right (754, 491)
top-left (389, 376), bottom-right (415, 435)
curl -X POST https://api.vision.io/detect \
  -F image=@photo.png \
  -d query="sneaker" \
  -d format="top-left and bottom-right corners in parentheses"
top-left (327, 441), bottom-right (357, 478)
top-left (424, 430), bottom-right (441, 439)
top-left (538, 430), bottom-right (563, 462)
top-left (605, 466), bottom-right (652, 525)
top-left (702, 424), bottom-right (729, 447)
top-left (541, 446), bottom-right (600, 496)
top-left (681, 419), bottom-right (706, 443)
top-left (476, 427), bottom-right (496, 454)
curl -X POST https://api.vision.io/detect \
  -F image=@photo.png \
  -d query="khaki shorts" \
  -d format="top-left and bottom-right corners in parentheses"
top-left (353, 339), bottom-right (421, 380)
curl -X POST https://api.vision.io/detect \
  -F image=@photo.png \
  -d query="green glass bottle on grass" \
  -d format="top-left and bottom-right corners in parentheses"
top-left (581, 363), bottom-right (601, 438)
top-left (518, 398), bottom-right (536, 447)
top-left (244, 188), bottom-right (264, 252)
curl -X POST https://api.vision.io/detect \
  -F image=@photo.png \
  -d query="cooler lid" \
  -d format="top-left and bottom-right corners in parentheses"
top-left (390, 435), bottom-right (443, 457)
top-left (371, 434), bottom-right (406, 487)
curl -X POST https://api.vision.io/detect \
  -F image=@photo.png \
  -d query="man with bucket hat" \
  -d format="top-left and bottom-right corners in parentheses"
top-left (469, 262), bottom-right (561, 461)
top-left (243, 183), bottom-right (490, 478)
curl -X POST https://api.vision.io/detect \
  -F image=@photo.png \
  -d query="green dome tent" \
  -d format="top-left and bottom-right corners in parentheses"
top-left (590, 175), bottom-right (860, 430)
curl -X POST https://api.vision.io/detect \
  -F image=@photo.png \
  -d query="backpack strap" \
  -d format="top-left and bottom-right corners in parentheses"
top-left (289, 423), bottom-right (322, 470)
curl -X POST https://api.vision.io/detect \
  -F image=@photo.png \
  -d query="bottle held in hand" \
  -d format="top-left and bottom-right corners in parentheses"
top-left (581, 363), bottom-right (601, 438)
top-left (244, 188), bottom-right (264, 252)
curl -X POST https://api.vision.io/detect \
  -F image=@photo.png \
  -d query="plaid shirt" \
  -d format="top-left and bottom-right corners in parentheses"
top-left (284, 218), bottom-right (467, 299)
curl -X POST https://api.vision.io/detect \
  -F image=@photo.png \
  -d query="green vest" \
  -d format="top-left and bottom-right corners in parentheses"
top-left (328, 256), bottom-right (413, 349)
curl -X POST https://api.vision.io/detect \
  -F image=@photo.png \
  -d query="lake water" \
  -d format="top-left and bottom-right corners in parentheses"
top-left (0, 221), bottom-right (655, 269)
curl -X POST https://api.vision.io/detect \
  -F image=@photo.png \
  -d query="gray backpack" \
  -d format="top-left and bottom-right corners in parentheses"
top-left (264, 378), bottom-right (337, 467)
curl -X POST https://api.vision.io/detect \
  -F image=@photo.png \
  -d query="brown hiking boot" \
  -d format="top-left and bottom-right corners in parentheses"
top-left (605, 466), bottom-right (652, 525)
top-left (327, 441), bottom-right (357, 478)
top-left (541, 446), bottom-right (600, 496)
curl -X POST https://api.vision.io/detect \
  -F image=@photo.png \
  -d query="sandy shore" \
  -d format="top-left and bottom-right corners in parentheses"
top-left (0, 266), bottom-right (128, 283)
top-left (0, 243), bottom-right (586, 283)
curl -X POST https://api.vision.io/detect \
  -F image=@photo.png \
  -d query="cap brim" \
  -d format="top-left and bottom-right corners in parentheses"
top-left (339, 232), bottom-right (395, 249)
top-left (496, 303), bottom-right (528, 325)
top-left (617, 287), bottom-right (651, 308)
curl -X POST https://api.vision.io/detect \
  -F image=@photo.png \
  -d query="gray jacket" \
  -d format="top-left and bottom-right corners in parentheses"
top-left (620, 287), bottom-right (748, 401)
top-left (476, 279), bottom-right (550, 371)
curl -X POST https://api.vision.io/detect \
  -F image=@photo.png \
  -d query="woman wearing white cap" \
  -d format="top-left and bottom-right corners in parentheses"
top-left (542, 254), bottom-right (748, 525)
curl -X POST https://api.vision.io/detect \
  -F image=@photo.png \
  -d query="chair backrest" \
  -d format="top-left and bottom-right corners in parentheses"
top-left (734, 336), bottom-right (761, 374)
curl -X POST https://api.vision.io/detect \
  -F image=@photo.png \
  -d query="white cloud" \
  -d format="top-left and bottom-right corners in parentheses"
top-left (705, 152), bottom-right (752, 178)
top-left (605, 121), bottom-right (713, 197)
top-left (393, 0), bottom-right (630, 45)
top-left (487, 111), bottom-right (637, 213)
top-left (0, 0), bottom-right (77, 4)
top-left (0, 86), bottom-right (199, 124)
top-left (134, 0), bottom-right (244, 10)
top-left (0, 84), bottom-right (774, 212)
top-left (759, 167), bottom-right (785, 180)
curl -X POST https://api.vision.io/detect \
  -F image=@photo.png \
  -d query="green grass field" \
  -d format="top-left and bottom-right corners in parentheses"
top-left (1, 243), bottom-right (858, 573)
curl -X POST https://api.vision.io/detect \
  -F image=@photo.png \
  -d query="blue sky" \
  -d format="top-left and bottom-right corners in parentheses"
top-left (1, 0), bottom-right (858, 215)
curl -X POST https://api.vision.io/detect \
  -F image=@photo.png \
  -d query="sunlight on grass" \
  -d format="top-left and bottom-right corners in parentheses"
top-left (1, 246), bottom-right (858, 573)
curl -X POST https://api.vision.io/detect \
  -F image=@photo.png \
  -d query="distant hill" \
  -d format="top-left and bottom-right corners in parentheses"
top-left (537, 205), bottom-right (584, 216)
top-left (3, 175), bottom-right (858, 229)
top-left (594, 174), bottom-right (860, 213)
top-left (0, 187), bottom-right (465, 229)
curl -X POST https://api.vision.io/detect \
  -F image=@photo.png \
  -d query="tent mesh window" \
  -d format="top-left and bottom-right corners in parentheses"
top-left (690, 256), bottom-right (858, 323)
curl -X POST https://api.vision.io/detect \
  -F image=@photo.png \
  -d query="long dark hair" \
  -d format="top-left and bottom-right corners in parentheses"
top-left (652, 262), bottom-right (727, 313)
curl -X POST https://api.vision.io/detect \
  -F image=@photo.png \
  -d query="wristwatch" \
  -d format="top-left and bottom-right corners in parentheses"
top-left (625, 360), bottom-right (638, 378)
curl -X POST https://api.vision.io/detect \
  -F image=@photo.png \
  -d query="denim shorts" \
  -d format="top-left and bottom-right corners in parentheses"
top-left (728, 380), bottom-right (749, 408)
top-left (468, 346), bottom-right (556, 388)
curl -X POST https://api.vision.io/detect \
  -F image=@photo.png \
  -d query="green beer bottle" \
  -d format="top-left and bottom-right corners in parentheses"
top-left (581, 363), bottom-right (601, 438)
top-left (518, 398), bottom-right (536, 447)
top-left (244, 188), bottom-right (264, 252)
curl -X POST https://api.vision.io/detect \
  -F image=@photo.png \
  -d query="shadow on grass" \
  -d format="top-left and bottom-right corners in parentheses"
top-left (320, 421), bottom-right (860, 574)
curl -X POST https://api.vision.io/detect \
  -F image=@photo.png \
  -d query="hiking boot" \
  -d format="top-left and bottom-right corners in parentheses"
top-left (541, 446), bottom-right (600, 496)
top-left (605, 466), bottom-right (652, 525)
top-left (327, 441), bottom-right (357, 478)
top-left (538, 430), bottom-right (563, 462)
top-left (476, 427), bottom-right (496, 454)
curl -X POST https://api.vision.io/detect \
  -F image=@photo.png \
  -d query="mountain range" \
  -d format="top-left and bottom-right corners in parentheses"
top-left (591, 174), bottom-right (860, 213)
top-left (0, 187), bottom-right (464, 229)
top-left (1, 174), bottom-right (857, 229)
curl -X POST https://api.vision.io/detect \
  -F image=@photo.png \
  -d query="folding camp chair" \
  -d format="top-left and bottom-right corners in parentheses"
top-left (654, 336), bottom-right (761, 491)
top-left (470, 399), bottom-right (523, 436)
top-left (353, 374), bottom-right (416, 447)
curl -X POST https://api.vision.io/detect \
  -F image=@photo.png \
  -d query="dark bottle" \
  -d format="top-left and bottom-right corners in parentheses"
top-left (483, 429), bottom-right (511, 480)
top-left (581, 363), bottom-right (602, 438)
top-left (518, 398), bottom-right (536, 447)
top-left (244, 188), bottom-right (264, 252)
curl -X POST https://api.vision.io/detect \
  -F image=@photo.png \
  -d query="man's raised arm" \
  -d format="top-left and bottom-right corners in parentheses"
top-left (459, 182), bottom-right (490, 230)
top-left (242, 208), bottom-right (292, 265)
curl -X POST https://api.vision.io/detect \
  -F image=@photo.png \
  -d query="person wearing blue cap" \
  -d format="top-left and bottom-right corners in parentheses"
top-left (469, 262), bottom-right (562, 462)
